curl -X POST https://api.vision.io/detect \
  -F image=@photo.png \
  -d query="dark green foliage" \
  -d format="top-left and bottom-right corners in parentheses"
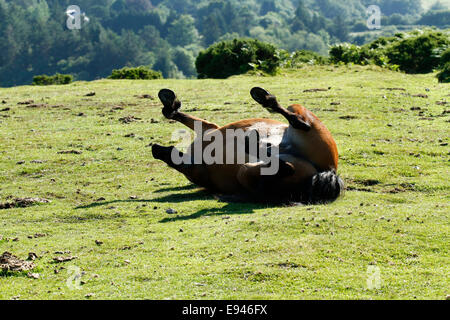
top-left (330, 30), bottom-right (450, 74)
top-left (417, 10), bottom-right (450, 27)
top-left (437, 48), bottom-right (450, 82)
top-left (108, 66), bottom-right (163, 80)
top-left (288, 50), bottom-right (328, 66)
top-left (386, 32), bottom-right (450, 73)
top-left (440, 47), bottom-right (450, 65)
top-left (437, 62), bottom-right (450, 83)
top-left (32, 74), bottom-right (73, 86)
top-left (195, 39), bottom-right (281, 79)
top-left (367, 0), bottom-right (422, 16)
top-left (329, 44), bottom-right (389, 66)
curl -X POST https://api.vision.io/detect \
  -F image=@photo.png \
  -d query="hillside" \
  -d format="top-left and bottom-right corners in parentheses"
top-left (1, 0), bottom-right (449, 86)
top-left (0, 66), bottom-right (448, 299)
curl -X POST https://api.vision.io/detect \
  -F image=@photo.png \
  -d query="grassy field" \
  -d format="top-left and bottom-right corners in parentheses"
top-left (0, 65), bottom-right (448, 300)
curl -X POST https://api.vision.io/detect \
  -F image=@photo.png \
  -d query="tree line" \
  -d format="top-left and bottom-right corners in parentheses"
top-left (0, 0), bottom-right (448, 87)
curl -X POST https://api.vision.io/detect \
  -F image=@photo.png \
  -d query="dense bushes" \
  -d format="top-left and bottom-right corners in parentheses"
top-left (108, 66), bottom-right (163, 80)
top-left (329, 30), bottom-right (450, 76)
top-left (195, 39), bottom-right (281, 79)
top-left (437, 48), bottom-right (450, 83)
top-left (437, 63), bottom-right (450, 83)
top-left (32, 74), bottom-right (73, 86)
top-left (285, 50), bottom-right (328, 67)
top-left (386, 32), bottom-right (449, 73)
top-left (195, 30), bottom-right (450, 82)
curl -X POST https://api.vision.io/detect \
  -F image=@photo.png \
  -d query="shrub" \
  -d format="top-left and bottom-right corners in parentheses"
top-left (386, 32), bottom-right (450, 73)
top-left (440, 47), bottom-right (450, 66)
top-left (437, 62), bottom-right (450, 83)
top-left (108, 66), bottom-right (163, 80)
top-left (195, 38), bottom-right (281, 79)
top-left (287, 50), bottom-right (328, 67)
top-left (32, 73), bottom-right (73, 86)
top-left (329, 44), bottom-right (374, 65)
top-left (329, 30), bottom-right (450, 74)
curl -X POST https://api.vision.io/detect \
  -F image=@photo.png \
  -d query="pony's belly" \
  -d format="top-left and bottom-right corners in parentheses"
top-left (200, 119), bottom-right (289, 193)
top-left (247, 121), bottom-right (289, 148)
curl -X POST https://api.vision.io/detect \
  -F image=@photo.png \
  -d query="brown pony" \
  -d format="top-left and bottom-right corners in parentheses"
top-left (152, 87), bottom-right (343, 204)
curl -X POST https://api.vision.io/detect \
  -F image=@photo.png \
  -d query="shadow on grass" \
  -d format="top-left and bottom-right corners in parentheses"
top-left (75, 186), bottom-right (271, 223)
top-left (153, 184), bottom-right (199, 193)
top-left (159, 201), bottom-right (269, 223)
top-left (75, 189), bottom-right (212, 210)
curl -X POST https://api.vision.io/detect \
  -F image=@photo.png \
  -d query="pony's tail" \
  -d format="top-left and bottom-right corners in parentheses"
top-left (306, 170), bottom-right (344, 204)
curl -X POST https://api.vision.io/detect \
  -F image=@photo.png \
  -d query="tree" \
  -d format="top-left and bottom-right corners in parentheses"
top-left (260, 0), bottom-right (276, 15)
top-left (172, 47), bottom-right (196, 78)
top-left (291, 0), bottom-right (311, 32)
top-left (330, 15), bottom-right (349, 41)
top-left (126, 0), bottom-right (153, 12)
top-left (167, 14), bottom-right (200, 46)
top-left (195, 38), bottom-right (281, 79)
top-left (201, 12), bottom-right (225, 45)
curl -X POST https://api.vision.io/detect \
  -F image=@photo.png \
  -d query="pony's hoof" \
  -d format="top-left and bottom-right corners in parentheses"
top-left (250, 87), bottom-right (278, 112)
top-left (158, 89), bottom-right (181, 119)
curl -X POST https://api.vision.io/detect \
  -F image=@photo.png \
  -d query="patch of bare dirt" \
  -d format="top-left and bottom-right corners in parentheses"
top-left (27, 252), bottom-right (39, 261)
top-left (119, 115), bottom-right (142, 124)
top-left (57, 150), bottom-right (82, 155)
top-left (0, 198), bottom-right (50, 210)
top-left (268, 262), bottom-right (306, 269)
top-left (17, 100), bottom-right (34, 105)
top-left (339, 115), bottom-right (358, 120)
top-left (0, 252), bottom-right (35, 272)
top-left (383, 87), bottom-right (406, 91)
top-left (303, 87), bottom-right (331, 93)
top-left (53, 256), bottom-right (78, 263)
top-left (26, 104), bottom-right (49, 108)
top-left (136, 94), bottom-right (154, 99)
top-left (412, 94), bottom-right (428, 98)
top-left (110, 106), bottom-right (124, 112)
top-left (27, 233), bottom-right (47, 239)
top-left (384, 183), bottom-right (417, 194)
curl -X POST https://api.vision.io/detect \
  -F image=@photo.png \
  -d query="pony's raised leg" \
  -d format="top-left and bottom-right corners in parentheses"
top-left (250, 87), bottom-right (311, 131)
top-left (158, 89), bottom-right (219, 134)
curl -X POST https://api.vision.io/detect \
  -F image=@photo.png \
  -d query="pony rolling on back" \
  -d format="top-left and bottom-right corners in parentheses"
top-left (152, 87), bottom-right (344, 204)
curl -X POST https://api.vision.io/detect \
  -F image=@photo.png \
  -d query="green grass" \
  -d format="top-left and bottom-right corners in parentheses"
top-left (0, 65), bottom-right (448, 300)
